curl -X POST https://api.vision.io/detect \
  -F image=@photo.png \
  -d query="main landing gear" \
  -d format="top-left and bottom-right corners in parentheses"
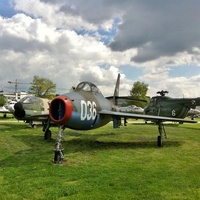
top-left (26, 120), bottom-right (37, 128)
top-left (157, 121), bottom-right (167, 147)
top-left (54, 125), bottom-right (65, 164)
top-left (52, 121), bottom-right (168, 164)
top-left (43, 117), bottom-right (52, 140)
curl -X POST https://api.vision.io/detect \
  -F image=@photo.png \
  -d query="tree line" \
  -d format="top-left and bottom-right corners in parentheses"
top-left (0, 76), bottom-right (149, 107)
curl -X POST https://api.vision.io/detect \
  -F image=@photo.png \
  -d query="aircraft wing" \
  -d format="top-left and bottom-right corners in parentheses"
top-left (0, 110), bottom-right (10, 113)
top-left (100, 110), bottom-right (197, 123)
top-left (14, 114), bottom-right (49, 122)
top-left (106, 96), bottom-right (147, 102)
top-left (0, 107), bottom-right (11, 113)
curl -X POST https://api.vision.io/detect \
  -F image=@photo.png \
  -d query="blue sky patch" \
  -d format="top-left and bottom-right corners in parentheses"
top-left (74, 17), bottom-right (120, 45)
top-left (120, 65), bottom-right (144, 80)
top-left (98, 17), bottom-right (120, 45)
top-left (0, 0), bottom-right (16, 18)
top-left (169, 65), bottom-right (200, 78)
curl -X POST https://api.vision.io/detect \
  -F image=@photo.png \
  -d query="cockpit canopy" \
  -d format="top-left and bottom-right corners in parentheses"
top-left (19, 96), bottom-right (38, 104)
top-left (150, 96), bottom-right (172, 106)
top-left (75, 82), bottom-right (102, 95)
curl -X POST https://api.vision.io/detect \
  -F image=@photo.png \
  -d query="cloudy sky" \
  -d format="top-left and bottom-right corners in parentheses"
top-left (1, 0), bottom-right (200, 98)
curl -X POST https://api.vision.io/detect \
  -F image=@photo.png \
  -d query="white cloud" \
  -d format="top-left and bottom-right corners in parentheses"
top-left (1, 0), bottom-right (200, 99)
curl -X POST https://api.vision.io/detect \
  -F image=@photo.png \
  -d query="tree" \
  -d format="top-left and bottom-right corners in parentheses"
top-left (28, 76), bottom-right (56, 99)
top-left (0, 95), bottom-right (7, 107)
top-left (129, 81), bottom-right (149, 107)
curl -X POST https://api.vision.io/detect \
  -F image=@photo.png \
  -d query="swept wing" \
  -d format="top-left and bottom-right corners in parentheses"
top-left (100, 110), bottom-right (197, 124)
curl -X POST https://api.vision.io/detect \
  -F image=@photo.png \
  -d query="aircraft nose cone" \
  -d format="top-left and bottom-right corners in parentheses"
top-left (14, 102), bottom-right (26, 119)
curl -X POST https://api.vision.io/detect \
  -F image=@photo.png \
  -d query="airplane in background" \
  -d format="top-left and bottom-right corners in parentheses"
top-left (7, 100), bottom-right (17, 112)
top-left (0, 100), bottom-right (17, 117)
top-left (188, 108), bottom-right (200, 120)
top-left (144, 90), bottom-right (200, 119)
top-left (120, 105), bottom-right (144, 114)
top-left (13, 95), bottom-right (52, 139)
top-left (47, 74), bottom-right (196, 163)
top-left (0, 106), bottom-right (10, 118)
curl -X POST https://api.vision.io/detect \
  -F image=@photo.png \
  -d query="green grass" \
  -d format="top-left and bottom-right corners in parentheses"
top-left (0, 118), bottom-right (200, 199)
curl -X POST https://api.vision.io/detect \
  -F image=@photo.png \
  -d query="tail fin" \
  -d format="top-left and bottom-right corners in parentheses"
top-left (112, 73), bottom-right (121, 128)
top-left (113, 73), bottom-right (120, 105)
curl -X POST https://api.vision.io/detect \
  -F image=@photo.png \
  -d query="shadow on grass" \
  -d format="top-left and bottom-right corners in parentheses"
top-left (129, 122), bottom-right (180, 127)
top-left (128, 121), bottom-right (199, 133)
top-left (64, 138), bottom-right (181, 153)
top-left (0, 130), bottom-right (182, 168)
top-left (0, 122), bottom-right (44, 132)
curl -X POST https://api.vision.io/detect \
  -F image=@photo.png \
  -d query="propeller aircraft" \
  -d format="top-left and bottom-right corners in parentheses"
top-left (144, 90), bottom-right (200, 119)
top-left (47, 75), bottom-right (196, 163)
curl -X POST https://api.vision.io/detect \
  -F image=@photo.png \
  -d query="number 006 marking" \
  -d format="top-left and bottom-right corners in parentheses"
top-left (81, 100), bottom-right (97, 120)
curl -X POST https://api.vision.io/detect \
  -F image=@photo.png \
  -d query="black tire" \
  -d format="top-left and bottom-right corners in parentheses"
top-left (157, 135), bottom-right (162, 147)
top-left (32, 124), bottom-right (37, 128)
top-left (54, 150), bottom-right (63, 164)
top-left (44, 130), bottom-right (52, 140)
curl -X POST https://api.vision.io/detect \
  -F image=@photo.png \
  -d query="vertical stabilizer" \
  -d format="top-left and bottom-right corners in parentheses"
top-left (113, 73), bottom-right (120, 105)
top-left (113, 73), bottom-right (121, 128)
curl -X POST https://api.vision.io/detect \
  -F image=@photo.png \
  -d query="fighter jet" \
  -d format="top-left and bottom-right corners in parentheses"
top-left (48, 74), bottom-right (196, 163)
top-left (13, 95), bottom-right (52, 139)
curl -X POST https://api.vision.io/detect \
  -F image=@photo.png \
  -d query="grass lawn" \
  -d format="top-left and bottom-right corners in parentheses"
top-left (0, 117), bottom-right (200, 199)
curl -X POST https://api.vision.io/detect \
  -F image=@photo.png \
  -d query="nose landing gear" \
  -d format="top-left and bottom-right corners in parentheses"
top-left (157, 121), bottom-right (167, 147)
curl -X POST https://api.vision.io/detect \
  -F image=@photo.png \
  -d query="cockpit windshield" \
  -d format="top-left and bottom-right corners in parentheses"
top-left (76, 82), bottom-right (102, 94)
top-left (19, 96), bottom-right (38, 104)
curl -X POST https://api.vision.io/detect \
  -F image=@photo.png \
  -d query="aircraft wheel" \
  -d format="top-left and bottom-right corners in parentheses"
top-left (44, 130), bottom-right (52, 140)
top-left (32, 124), bottom-right (37, 128)
top-left (157, 135), bottom-right (162, 147)
top-left (54, 150), bottom-right (64, 164)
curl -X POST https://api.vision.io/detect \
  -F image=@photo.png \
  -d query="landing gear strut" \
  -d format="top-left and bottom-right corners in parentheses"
top-left (54, 125), bottom-right (65, 164)
top-left (43, 117), bottom-right (52, 140)
top-left (27, 120), bottom-right (36, 128)
top-left (157, 121), bottom-right (167, 147)
top-left (124, 118), bottom-right (127, 126)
